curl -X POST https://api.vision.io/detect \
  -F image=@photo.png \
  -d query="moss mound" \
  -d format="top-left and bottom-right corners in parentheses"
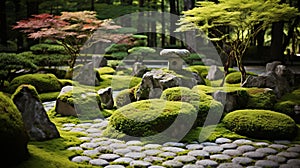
top-left (246, 88), bottom-right (276, 110)
top-left (0, 92), bottom-right (29, 166)
top-left (8, 73), bottom-right (62, 94)
top-left (98, 67), bottom-right (116, 75)
top-left (222, 109), bottom-right (297, 140)
top-left (108, 99), bottom-right (197, 138)
top-left (274, 87), bottom-right (300, 117)
top-left (225, 71), bottom-right (257, 84)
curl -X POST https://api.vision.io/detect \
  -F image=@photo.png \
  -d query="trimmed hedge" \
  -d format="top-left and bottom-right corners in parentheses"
top-left (109, 99), bottom-right (197, 138)
top-left (222, 109), bottom-right (297, 140)
top-left (7, 73), bottom-right (62, 94)
top-left (0, 92), bottom-right (29, 166)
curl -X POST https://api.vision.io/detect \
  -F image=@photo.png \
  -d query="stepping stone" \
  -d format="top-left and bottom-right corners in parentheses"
top-left (287, 146), bottom-right (300, 153)
top-left (269, 144), bottom-right (288, 150)
top-left (215, 138), bottom-right (232, 144)
top-left (149, 166), bottom-right (166, 168)
top-left (86, 128), bottom-right (100, 133)
top-left (162, 160), bottom-right (183, 168)
top-left (112, 157), bottom-right (134, 165)
top-left (163, 142), bottom-right (185, 147)
top-left (113, 148), bottom-right (132, 156)
top-left (243, 151), bottom-right (266, 159)
top-left (196, 159), bottom-right (218, 168)
top-left (89, 159), bottom-right (109, 166)
top-left (274, 140), bottom-right (291, 144)
top-left (126, 140), bottom-right (143, 146)
top-left (127, 146), bottom-right (143, 152)
top-left (233, 139), bottom-right (253, 145)
top-left (279, 164), bottom-right (296, 168)
top-left (144, 156), bottom-right (164, 163)
top-left (237, 145), bottom-right (256, 153)
top-left (174, 155), bottom-right (197, 163)
top-left (210, 154), bottom-right (231, 161)
top-left (71, 156), bottom-right (91, 163)
top-left (109, 143), bottom-right (127, 149)
top-left (76, 123), bottom-right (93, 128)
top-left (188, 150), bottom-right (210, 158)
top-left (144, 144), bottom-right (162, 149)
top-left (277, 151), bottom-right (299, 159)
top-left (255, 160), bottom-right (279, 168)
top-left (96, 146), bottom-right (113, 153)
top-left (67, 147), bottom-right (83, 151)
top-left (124, 152), bottom-right (146, 159)
top-left (143, 149), bottom-right (162, 156)
top-left (203, 146), bottom-right (223, 154)
top-left (96, 140), bottom-right (112, 146)
top-left (220, 143), bottom-right (238, 149)
top-left (256, 147), bottom-right (278, 155)
top-left (201, 142), bottom-right (218, 146)
top-left (161, 147), bottom-right (186, 153)
top-left (267, 155), bottom-right (287, 163)
top-left (130, 160), bottom-right (152, 167)
top-left (70, 127), bottom-right (86, 133)
top-left (217, 163), bottom-right (243, 168)
top-left (232, 157), bottom-right (254, 166)
top-left (222, 149), bottom-right (242, 156)
top-left (63, 123), bottom-right (76, 127)
top-left (158, 152), bottom-right (177, 158)
top-left (79, 137), bottom-right (92, 141)
top-left (99, 154), bottom-right (121, 161)
top-left (246, 166), bottom-right (261, 168)
top-left (183, 164), bottom-right (203, 168)
top-left (89, 132), bottom-right (102, 137)
top-left (287, 159), bottom-right (300, 166)
top-left (104, 165), bottom-right (125, 168)
top-left (80, 142), bottom-right (99, 149)
top-left (83, 149), bottom-right (99, 156)
top-left (254, 142), bottom-right (270, 147)
top-left (186, 144), bottom-right (203, 150)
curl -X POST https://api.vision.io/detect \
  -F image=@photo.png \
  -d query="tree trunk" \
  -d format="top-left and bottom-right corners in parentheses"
top-left (161, 0), bottom-right (165, 48)
top-left (91, 0), bottom-right (95, 11)
top-left (169, 0), bottom-right (177, 45)
top-left (0, 0), bottom-right (8, 48)
top-left (270, 22), bottom-right (284, 62)
top-left (13, 0), bottom-right (24, 52)
top-left (137, 0), bottom-right (145, 33)
top-left (26, 0), bottom-right (39, 49)
top-left (184, 0), bottom-right (195, 11)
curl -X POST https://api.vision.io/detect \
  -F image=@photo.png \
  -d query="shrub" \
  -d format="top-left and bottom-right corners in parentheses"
top-left (8, 73), bottom-right (62, 94)
top-left (225, 71), bottom-right (257, 84)
top-left (108, 99), bottom-right (197, 138)
top-left (128, 46), bottom-right (156, 55)
top-left (0, 92), bottom-right (29, 166)
top-left (30, 43), bottom-right (66, 54)
top-left (105, 44), bottom-right (129, 54)
top-left (111, 52), bottom-right (128, 60)
top-left (222, 109), bottom-right (297, 140)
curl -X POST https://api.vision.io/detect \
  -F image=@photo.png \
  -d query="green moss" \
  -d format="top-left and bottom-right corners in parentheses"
top-left (225, 71), bottom-right (257, 84)
top-left (59, 79), bottom-right (74, 87)
top-left (11, 84), bottom-right (41, 102)
top-left (107, 99), bottom-right (197, 139)
top-left (246, 88), bottom-right (276, 110)
top-left (274, 87), bottom-right (300, 117)
top-left (185, 65), bottom-right (209, 78)
top-left (128, 46), bottom-right (156, 55)
top-left (160, 87), bottom-right (201, 102)
top-left (222, 109), bottom-right (297, 140)
top-left (0, 92), bottom-right (29, 166)
top-left (98, 67), bottom-right (116, 75)
top-left (115, 88), bottom-right (137, 108)
top-left (8, 73), bottom-right (62, 94)
top-left (39, 92), bottom-right (60, 102)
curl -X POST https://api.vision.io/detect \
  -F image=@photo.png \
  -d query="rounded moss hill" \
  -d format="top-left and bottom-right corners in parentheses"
top-left (7, 73), bottom-right (62, 94)
top-left (0, 92), bottom-right (29, 166)
top-left (225, 71), bottom-right (257, 84)
top-left (222, 109), bottom-right (297, 140)
top-left (108, 99), bottom-right (197, 139)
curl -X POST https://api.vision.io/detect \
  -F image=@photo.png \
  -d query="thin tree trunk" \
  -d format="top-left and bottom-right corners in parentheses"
top-left (270, 22), bottom-right (284, 62)
top-left (169, 0), bottom-right (177, 45)
top-left (161, 0), bottom-right (165, 48)
top-left (91, 0), bottom-right (95, 11)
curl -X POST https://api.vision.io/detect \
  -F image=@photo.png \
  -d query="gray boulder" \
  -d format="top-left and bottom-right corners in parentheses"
top-left (12, 85), bottom-right (60, 141)
top-left (73, 62), bottom-right (100, 86)
top-left (132, 62), bottom-right (148, 77)
top-left (98, 87), bottom-right (114, 109)
top-left (206, 65), bottom-right (224, 80)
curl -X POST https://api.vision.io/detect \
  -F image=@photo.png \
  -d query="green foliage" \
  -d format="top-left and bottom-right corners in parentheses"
top-left (225, 71), bottom-right (257, 84)
top-left (108, 99), bottom-right (197, 139)
top-left (185, 65), bottom-right (209, 78)
top-left (246, 88), bottom-right (276, 110)
top-left (8, 73), bottom-right (62, 94)
top-left (30, 43), bottom-right (66, 54)
top-left (11, 84), bottom-right (41, 102)
top-left (105, 44), bottom-right (129, 54)
top-left (39, 92), bottom-right (60, 102)
top-left (128, 46), bottom-right (156, 55)
top-left (222, 109), bottom-right (297, 140)
top-left (0, 92), bottom-right (29, 166)
top-left (111, 52), bottom-right (128, 60)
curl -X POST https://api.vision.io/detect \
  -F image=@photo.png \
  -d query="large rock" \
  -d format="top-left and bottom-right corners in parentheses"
top-left (132, 62), bottom-right (148, 77)
top-left (0, 92), bottom-right (29, 167)
top-left (12, 85), bottom-right (60, 141)
top-left (206, 65), bottom-right (224, 80)
top-left (98, 87), bottom-right (114, 109)
top-left (73, 62), bottom-right (100, 86)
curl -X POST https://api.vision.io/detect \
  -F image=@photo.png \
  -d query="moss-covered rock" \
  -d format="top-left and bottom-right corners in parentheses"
top-left (8, 73), bottom-right (62, 94)
top-left (0, 92), bottom-right (29, 166)
top-left (98, 67), bottom-right (116, 75)
top-left (222, 109), bottom-right (297, 140)
top-left (246, 88), bottom-right (276, 110)
top-left (107, 99), bottom-right (197, 140)
top-left (115, 87), bottom-right (137, 108)
top-left (225, 71), bottom-right (257, 84)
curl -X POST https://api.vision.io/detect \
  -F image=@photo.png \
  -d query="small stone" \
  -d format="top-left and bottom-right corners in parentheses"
top-left (201, 142), bottom-right (218, 146)
top-left (149, 166), bottom-right (166, 168)
top-left (112, 157), bottom-right (133, 165)
top-left (67, 146), bottom-right (83, 151)
top-left (144, 156), bottom-right (164, 163)
top-left (96, 140), bottom-right (112, 146)
top-left (220, 143), bottom-right (238, 149)
top-left (70, 127), bottom-right (86, 133)
top-left (210, 154), bottom-right (231, 161)
top-left (279, 164), bottom-right (295, 168)
top-left (80, 142), bottom-right (99, 149)
top-left (86, 128), bottom-right (101, 133)
top-left (186, 144), bottom-right (203, 150)
top-left (88, 132), bottom-right (102, 137)
top-left (203, 146), bottom-right (223, 154)
top-left (159, 152), bottom-right (177, 158)
top-left (161, 147), bottom-right (186, 153)
top-left (254, 142), bottom-right (270, 147)
top-left (267, 155), bottom-right (286, 163)
top-left (174, 155), bottom-right (197, 163)
top-left (89, 159), bottom-right (109, 166)
top-left (222, 149), bottom-right (242, 156)
top-left (183, 164), bottom-right (203, 168)
top-left (104, 165), bottom-right (125, 168)
top-left (71, 156), bottom-right (91, 163)
top-left (126, 140), bottom-right (143, 146)
top-left (109, 143), bottom-right (127, 149)
top-left (274, 140), bottom-right (291, 144)
top-left (196, 159), bottom-right (218, 167)
top-left (130, 160), bottom-right (152, 167)
top-left (256, 147), bottom-right (278, 155)
top-left (162, 160), bottom-right (183, 168)
top-left (277, 151), bottom-right (299, 159)
top-left (113, 148), bottom-right (132, 156)
top-left (83, 149), bottom-right (99, 156)
top-left (215, 138), bottom-right (232, 144)
top-left (96, 146), bottom-right (113, 153)
top-left (232, 157), bottom-right (254, 166)
top-left (78, 137), bottom-right (92, 141)
top-left (124, 152), bottom-right (146, 159)
top-left (237, 145), bottom-right (256, 153)
top-left (287, 159), bottom-right (300, 166)
top-left (127, 146), bottom-right (143, 152)
top-left (163, 142), bottom-right (185, 147)
top-left (217, 163), bottom-right (243, 168)
top-left (243, 151), bottom-right (266, 159)
top-left (188, 150), bottom-right (210, 158)
top-left (233, 139), bottom-right (253, 145)
top-left (143, 149), bottom-right (162, 156)
top-left (99, 154), bottom-right (121, 161)
top-left (144, 144), bottom-right (162, 149)
top-left (63, 123), bottom-right (76, 127)
top-left (287, 146), bottom-right (300, 153)
top-left (269, 144), bottom-right (288, 150)
top-left (255, 160), bottom-right (279, 168)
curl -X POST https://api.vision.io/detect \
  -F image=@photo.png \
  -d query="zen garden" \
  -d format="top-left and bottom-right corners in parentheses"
top-left (2, 0), bottom-right (300, 168)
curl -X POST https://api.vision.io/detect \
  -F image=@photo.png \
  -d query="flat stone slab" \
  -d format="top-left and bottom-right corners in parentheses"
top-left (237, 145), bottom-right (256, 153)
top-left (196, 159), bottom-right (218, 167)
top-left (183, 164), bottom-right (204, 168)
top-left (143, 156), bottom-right (164, 163)
top-left (186, 144), bottom-right (204, 150)
top-left (287, 146), bottom-right (300, 153)
top-left (243, 151), bottom-right (266, 159)
top-left (233, 139), bottom-right (253, 145)
top-left (222, 149), bottom-right (242, 156)
top-left (269, 144), bottom-right (288, 150)
top-left (203, 146), bottom-right (223, 154)
top-left (83, 149), bottom-right (99, 156)
top-left (232, 157), bottom-right (254, 166)
top-left (124, 152), bottom-right (146, 159)
top-left (158, 152), bottom-right (177, 158)
top-left (174, 155), bottom-right (197, 163)
top-left (89, 159), bottom-right (109, 166)
top-left (217, 163), bottom-right (243, 168)
top-left (215, 138), bottom-right (232, 144)
top-left (277, 151), bottom-right (299, 159)
top-left (71, 156), bottom-right (91, 163)
top-left (130, 160), bottom-right (152, 167)
top-left (126, 140), bottom-right (143, 146)
top-left (210, 154), bottom-right (231, 161)
top-left (188, 150), bottom-right (210, 158)
top-left (163, 142), bottom-right (186, 147)
top-left (127, 146), bottom-right (143, 152)
top-left (255, 160), bottom-right (279, 168)
top-left (256, 147), bottom-right (278, 155)
top-left (161, 147), bottom-right (186, 153)
top-left (267, 155), bottom-right (287, 163)
top-left (220, 143), bottom-right (238, 149)
top-left (287, 159), bottom-right (300, 166)
top-left (112, 157), bottom-right (134, 165)
top-left (144, 144), bottom-right (162, 149)
top-left (99, 154), bottom-right (121, 161)
top-left (162, 160), bottom-right (183, 168)
top-left (113, 148), bottom-right (132, 156)
top-left (80, 142), bottom-right (99, 149)
top-left (104, 165), bottom-right (125, 168)
top-left (143, 149), bottom-right (162, 156)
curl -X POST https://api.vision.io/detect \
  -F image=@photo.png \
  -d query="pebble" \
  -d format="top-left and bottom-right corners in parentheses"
top-left (99, 154), bottom-right (120, 161)
top-left (158, 152), bottom-right (177, 158)
top-left (186, 144), bottom-right (203, 150)
top-left (112, 157), bottom-right (133, 165)
top-left (267, 155), bottom-right (287, 163)
top-left (143, 149), bottom-right (162, 156)
top-left (89, 159), bottom-right (109, 166)
top-left (71, 156), bottom-right (91, 163)
top-left (196, 159), bottom-right (218, 167)
top-left (232, 157), bottom-right (254, 166)
top-left (183, 164), bottom-right (203, 168)
top-left (161, 147), bottom-right (186, 153)
top-left (104, 165), bottom-right (125, 168)
top-left (210, 154), bottom-right (231, 161)
top-left (215, 138), bottom-right (232, 144)
top-left (220, 143), bottom-right (238, 149)
top-left (162, 160), bottom-right (183, 167)
top-left (188, 150), bottom-right (210, 158)
top-left (124, 152), bottom-right (146, 160)
top-left (287, 146), bottom-right (300, 153)
top-left (217, 163), bottom-right (243, 168)
top-left (256, 147), bottom-right (278, 155)
top-left (237, 145), bottom-right (256, 153)
top-left (130, 160), bottom-right (152, 167)
top-left (233, 139), bottom-right (253, 145)
top-left (255, 160), bottom-right (279, 168)
top-left (173, 155), bottom-right (197, 163)
top-left (269, 144), bottom-right (288, 150)
top-left (277, 151), bottom-right (299, 159)
top-left (243, 151), bottom-right (266, 159)
top-left (203, 146), bottom-right (223, 154)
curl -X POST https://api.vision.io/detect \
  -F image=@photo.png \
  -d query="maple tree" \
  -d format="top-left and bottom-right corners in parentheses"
top-left (13, 11), bottom-right (118, 68)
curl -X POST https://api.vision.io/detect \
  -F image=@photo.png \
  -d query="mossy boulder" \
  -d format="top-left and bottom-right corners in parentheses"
top-left (98, 67), bottom-right (116, 75)
top-left (107, 99), bottom-right (197, 141)
top-left (0, 92), bottom-right (29, 166)
top-left (246, 88), bottom-right (276, 110)
top-left (8, 73), bottom-right (62, 94)
top-left (222, 109), bottom-right (297, 140)
top-left (115, 87), bottom-right (137, 108)
top-left (225, 71), bottom-right (257, 84)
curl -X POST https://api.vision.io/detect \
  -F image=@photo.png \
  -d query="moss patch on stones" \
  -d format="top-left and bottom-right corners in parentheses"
top-left (274, 87), bottom-right (300, 116)
top-left (222, 109), bottom-right (297, 140)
